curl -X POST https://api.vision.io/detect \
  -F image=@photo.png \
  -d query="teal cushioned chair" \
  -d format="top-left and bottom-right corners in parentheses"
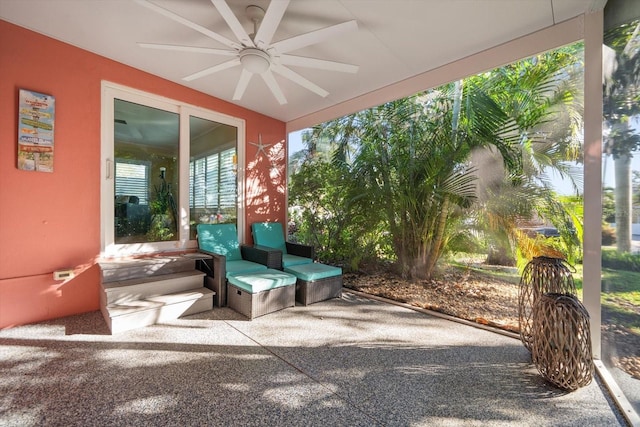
top-left (197, 223), bottom-right (276, 307)
top-left (251, 222), bottom-right (314, 269)
top-left (197, 223), bottom-right (244, 262)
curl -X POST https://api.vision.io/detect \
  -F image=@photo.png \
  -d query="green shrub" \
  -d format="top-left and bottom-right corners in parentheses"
top-left (288, 161), bottom-right (387, 270)
top-left (602, 250), bottom-right (640, 272)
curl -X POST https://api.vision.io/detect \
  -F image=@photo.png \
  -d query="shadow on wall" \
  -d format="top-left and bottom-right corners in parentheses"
top-left (245, 138), bottom-right (286, 227)
top-left (0, 261), bottom-right (101, 329)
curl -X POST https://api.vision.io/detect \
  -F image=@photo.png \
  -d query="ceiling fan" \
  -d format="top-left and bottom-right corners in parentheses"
top-left (134, 0), bottom-right (359, 105)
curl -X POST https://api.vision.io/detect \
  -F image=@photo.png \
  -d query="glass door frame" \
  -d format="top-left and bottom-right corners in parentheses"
top-left (100, 81), bottom-right (245, 257)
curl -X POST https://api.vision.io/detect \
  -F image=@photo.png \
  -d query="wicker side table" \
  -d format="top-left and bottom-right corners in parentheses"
top-left (531, 293), bottom-right (594, 391)
top-left (519, 256), bottom-right (576, 351)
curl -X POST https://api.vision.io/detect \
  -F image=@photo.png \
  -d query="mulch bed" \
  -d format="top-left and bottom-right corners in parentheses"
top-left (343, 265), bottom-right (640, 380)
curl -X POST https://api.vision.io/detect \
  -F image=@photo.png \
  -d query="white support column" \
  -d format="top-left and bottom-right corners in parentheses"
top-left (582, 10), bottom-right (603, 360)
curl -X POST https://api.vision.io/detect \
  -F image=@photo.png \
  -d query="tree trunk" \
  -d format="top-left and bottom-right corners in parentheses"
top-left (614, 153), bottom-right (632, 252)
top-left (423, 195), bottom-right (450, 279)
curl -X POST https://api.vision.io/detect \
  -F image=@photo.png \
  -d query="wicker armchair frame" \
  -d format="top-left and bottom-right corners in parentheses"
top-left (197, 245), bottom-right (281, 307)
top-left (286, 241), bottom-right (315, 261)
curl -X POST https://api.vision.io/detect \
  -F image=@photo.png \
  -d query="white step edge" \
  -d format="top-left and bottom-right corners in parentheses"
top-left (104, 271), bottom-right (206, 304)
top-left (100, 257), bottom-right (199, 283)
top-left (106, 288), bottom-right (214, 334)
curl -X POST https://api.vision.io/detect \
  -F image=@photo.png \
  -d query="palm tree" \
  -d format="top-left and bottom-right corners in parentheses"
top-left (294, 45), bottom-right (585, 278)
top-left (305, 83), bottom-right (522, 279)
top-left (467, 46), bottom-right (585, 265)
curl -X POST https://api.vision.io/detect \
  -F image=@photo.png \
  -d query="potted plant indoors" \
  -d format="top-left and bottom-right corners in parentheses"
top-left (147, 167), bottom-right (177, 241)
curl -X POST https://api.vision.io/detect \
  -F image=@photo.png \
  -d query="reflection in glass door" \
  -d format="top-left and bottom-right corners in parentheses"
top-left (113, 99), bottom-right (179, 244)
top-left (188, 116), bottom-right (237, 240)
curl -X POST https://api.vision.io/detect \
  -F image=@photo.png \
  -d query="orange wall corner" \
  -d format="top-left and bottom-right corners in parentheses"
top-left (0, 264), bottom-right (101, 329)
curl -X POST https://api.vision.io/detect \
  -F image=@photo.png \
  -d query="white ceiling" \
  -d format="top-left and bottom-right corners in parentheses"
top-left (1, 0), bottom-right (606, 125)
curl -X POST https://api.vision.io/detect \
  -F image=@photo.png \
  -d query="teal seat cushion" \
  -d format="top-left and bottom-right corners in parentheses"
top-left (227, 269), bottom-right (296, 294)
top-left (284, 263), bottom-right (342, 282)
top-left (225, 260), bottom-right (268, 278)
top-left (252, 222), bottom-right (287, 253)
top-left (282, 254), bottom-right (313, 268)
top-left (196, 223), bottom-right (243, 261)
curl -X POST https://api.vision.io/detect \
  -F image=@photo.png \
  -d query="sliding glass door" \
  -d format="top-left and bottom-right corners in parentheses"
top-left (113, 99), bottom-right (179, 244)
top-left (101, 83), bottom-right (244, 255)
top-left (188, 116), bottom-right (238, 240)
top-left (600, 4), bottom-right (640, 417)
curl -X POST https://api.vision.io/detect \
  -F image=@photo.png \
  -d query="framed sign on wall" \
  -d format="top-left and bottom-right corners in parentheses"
top-left (18, 89), bottom-right (55, 172)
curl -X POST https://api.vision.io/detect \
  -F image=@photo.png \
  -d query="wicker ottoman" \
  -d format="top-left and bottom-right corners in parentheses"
top-left (227, 269), bottom-right (296, 319)
top-left (284, 263), bottom-right (343, 306)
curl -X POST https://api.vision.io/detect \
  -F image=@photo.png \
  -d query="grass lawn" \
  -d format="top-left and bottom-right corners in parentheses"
top-left (602, 268), bottom-right (640, 334)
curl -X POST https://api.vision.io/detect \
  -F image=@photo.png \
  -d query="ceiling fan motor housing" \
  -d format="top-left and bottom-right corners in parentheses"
top-left (239, 47), bottom-right (271, 74)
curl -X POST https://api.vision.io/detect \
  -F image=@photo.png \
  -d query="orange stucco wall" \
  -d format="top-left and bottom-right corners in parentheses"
top-left (0, 20), bottom-right (286, 329)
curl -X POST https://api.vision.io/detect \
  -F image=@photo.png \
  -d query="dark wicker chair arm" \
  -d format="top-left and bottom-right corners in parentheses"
top-left (286, 242), bottom-right (315, 260)
top-left (196, 250), bottom-right (227, 306)
top-left (197, 250), bottom-right (226, 281)
top-left (241, 245), bottom-right (282, 269)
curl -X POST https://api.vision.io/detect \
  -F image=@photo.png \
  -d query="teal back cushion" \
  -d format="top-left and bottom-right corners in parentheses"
top-left (252, 222), bottom-right (287, 253)
top-left (196, 223), bottom-right (242, 261)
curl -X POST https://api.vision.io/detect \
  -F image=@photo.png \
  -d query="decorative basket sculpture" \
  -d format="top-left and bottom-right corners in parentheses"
top-left (531, 293), bottom-right (594, 391)
top-left (518, 256), bottom-right (576, 351)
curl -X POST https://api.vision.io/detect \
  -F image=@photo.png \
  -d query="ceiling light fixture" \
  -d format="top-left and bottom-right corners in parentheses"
top-left (239, 47), bottom-right (271, 74)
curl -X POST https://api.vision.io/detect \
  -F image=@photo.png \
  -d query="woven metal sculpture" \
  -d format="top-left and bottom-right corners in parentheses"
top-left (531, 293), bottom-right (594, 391)
top-left (518, 256), bottom-right (577, 351)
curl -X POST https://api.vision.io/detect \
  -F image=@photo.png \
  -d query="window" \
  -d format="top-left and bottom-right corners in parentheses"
top-left (102, 82), bottom-right (245, 255)
top-left (189, 147), bottom-right (236, 214)
top-left (115, 159), bottom-right (149, 204)
top-left (600, 9), bottom-right (640, 418)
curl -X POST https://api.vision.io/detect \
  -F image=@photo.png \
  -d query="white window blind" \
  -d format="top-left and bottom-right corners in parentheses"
top-left (115, 160), bottom-right (149, 204)
top-left (190, 158), bottom-right (206, 207)
top-left (219, 149), bottom-right (236, 209)
top-left (190, 148), bottom-right (236, 210)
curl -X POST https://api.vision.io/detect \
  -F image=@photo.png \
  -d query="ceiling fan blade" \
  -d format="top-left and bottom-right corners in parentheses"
top-left (134, 0), bottom-right (240, 49)
top-left (272, 20), bottom-right (358, 54)
top-left (272, 64), bottom-right (328, 98)
top-left (183, 58), bottom-right (241, 81)
top-left (279, 55), bottom-right (358, 73)
top-left (260, 71), bottom-right (287, 105)
top-left (254, 0), bottom-right (289, 49)
top-left (233, 69), bottom-right (253, 100)
top-left (138, 43), bottom-right (236, 56)
top-left (211, 0), bottom-right (254, 48)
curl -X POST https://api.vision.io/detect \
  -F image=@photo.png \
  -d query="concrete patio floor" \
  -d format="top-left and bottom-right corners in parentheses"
top-left (0, 291), bottom-right (626, 426)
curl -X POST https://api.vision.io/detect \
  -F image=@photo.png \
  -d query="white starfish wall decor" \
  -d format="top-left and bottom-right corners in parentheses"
top-left (249, 134), bottom-right (272, 159)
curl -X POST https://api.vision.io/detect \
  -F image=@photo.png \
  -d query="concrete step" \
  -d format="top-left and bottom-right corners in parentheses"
top-left (103, 271), bottom-right (207, 304)
top-left (99, 253), bottom-right (210, 283)
top-left (99, 253), bottom-right (215, 334)
top-left (103, 288), bottom-right (214, 334)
